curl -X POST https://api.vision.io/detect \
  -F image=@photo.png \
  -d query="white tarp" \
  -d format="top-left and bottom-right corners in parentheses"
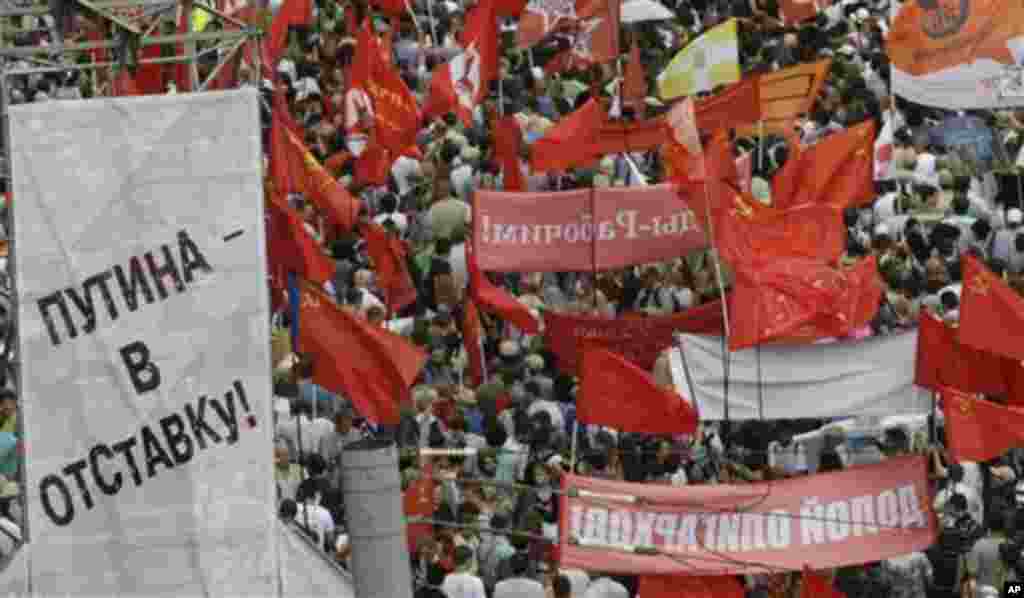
top-left (10, 90), bottom-right (277, 596)
top-left (671, 332), bottom-right (931, 420)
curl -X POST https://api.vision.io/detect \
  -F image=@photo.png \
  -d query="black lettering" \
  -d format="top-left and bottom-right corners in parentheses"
top-left (113, 257), bottom-right (155, 312)
top-left (86, 271), bottom-right (118, 321)
top-left (120, 341), bottom-right (161, 395)
top-left (159, 413), bottom-right (194, 465)
top-left (209, 393), bottom-right (239, 446)
top-left (185, 396), bottom-right (223, 449)
top-left (40, 474), bottom-right (74, 526)
top-left (63, 288), bottom-right (95, 334)
top-left (64, 271), bottom-right (118, 334)
top-left (37, 292), bottom-right (77, 346)
top-left (178, 230), bottom-right (213, 283)
top-left (89, 444), bottom-right (123, 495)
top-left (62, 459), bottom-right (95, 510)
top-left (144, 245), bottom-right (185, 300)
top-left (112, 437), bottom-right (143, 487)
top-left (232, 380), bottom-right (251, 414)
top-left (140, 425), bottom-right (174, 478)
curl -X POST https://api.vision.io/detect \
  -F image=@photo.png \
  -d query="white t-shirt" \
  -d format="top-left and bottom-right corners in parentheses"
top-left (933, 482), bottom-right (984, 527)
top-left (493, 577), bottom-right (546, 598)
top-left (294, 503), bottom-right (335, 545)
top-left (442, 572), bottom-right (487, 598)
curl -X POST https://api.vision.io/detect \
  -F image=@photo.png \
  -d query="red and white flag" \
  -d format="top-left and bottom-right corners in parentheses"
top-left (666, 97), bottom-right (705, 179)
top-left (736, 151), bottom-right (753, 193)
top-left (424, 0), bottom-right (499, 126)
top-left (517, 0), bottom-right (578, 48)
top-left (543, 0), bottom-right (621, 72)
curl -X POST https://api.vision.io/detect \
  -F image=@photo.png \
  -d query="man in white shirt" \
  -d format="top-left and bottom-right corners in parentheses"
top-left (493, 552), bottom-right (545, 598)
top-left (442, 545), bottom-right (486, 598)
top-left (275, 401), bottom-right (333, 464)
top-left (934, 463), bottom-right (985, 528)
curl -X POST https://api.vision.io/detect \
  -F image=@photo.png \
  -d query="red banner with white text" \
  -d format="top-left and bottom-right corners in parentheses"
top-left (473, 185), bottom-right (708, 272)
top-left (559, 456), bottom-right (936, 575)
top-left (544, 302), bottom-right (725, 374)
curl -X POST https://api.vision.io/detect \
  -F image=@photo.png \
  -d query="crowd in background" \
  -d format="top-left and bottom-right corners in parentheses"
top-left (0, 0), bottom-right (1023, 595)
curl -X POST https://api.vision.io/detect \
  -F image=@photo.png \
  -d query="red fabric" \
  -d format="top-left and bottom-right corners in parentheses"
top-left (781, 0), bottom-right (818, 25)
top-left (403, 459), bottom-right (436, 552)
top-left (298, 284), bottom-right (426, 424)
top-left (494, 0), bottom-right (528, 16)
top-left (361, 222), bottom-right (417, 313)
top-left (530, 98), bottom-right (607, 171)
top-left (703, 180), bottom-right (846, 265)
top-left (517, 0), bottom-right (575, 47)
top-left (640, 575), bottom-right (745, 598)
top-left (266, 194), bottom-right (336, 285)
top-left (693, 76), bottom-right (761, 132)
top-left (271, 110), bottom-right (361, 231)
top-left (463, 298), bottom-right (488, 387)
top-left (579, 346), bottom-right (698, 434)
top-left (352, 21), bottom-right (422, 160)
top-left (776, 120), bottom-right (877, 210)
top-left (558, 457), bottom-right (937, 575)
top-left (354, 143), bottom-right (392, 186)
top-left (622, 41), bottom-right (647, 109)
top-left (493, 115), bottom-right (526, 191)
top-left (941, 387), bottom-right (1024, 463)
top-left (728, 256), bottom-right (881, 351)
top-left (959, 254), bottom-right (1024, 362)
top-left (736, 152), bottom-right (753, 193)
top-left (268, 0), bottom-right (312, 66)
top-left (591, 117), bottom-right (670, 156)
top-left (705, 129), bottom-right (739, 183)
top-left (801, 567), bottom-right (846, 598)
top-left (467, 243), bottom-right (540, 334)
top-left (423, 0), bottom-right (499, 127)
top-left (112, 70), bottom-right (141, 96)
top-left (771, 137), bottom-right (805, 210)
top-left (667, 98), bottom-right (704, 178)
top-left (573, 0), bottom-right (620, 64)
top-left (543, 300), bottom-right (725, 373)
top-left (369, 0), bottom-right (405, 15)
top-left (914, 310), bottom-right (1024, 398)
top-left (133, 45), bottom-right (165, 94)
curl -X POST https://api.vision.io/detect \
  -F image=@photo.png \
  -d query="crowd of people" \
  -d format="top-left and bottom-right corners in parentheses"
top-left (1, 0), bottom-right (1024, 595)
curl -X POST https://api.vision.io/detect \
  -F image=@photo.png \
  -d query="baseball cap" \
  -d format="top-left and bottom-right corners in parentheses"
top-left (1008, 208), bottom-right (1023, 225)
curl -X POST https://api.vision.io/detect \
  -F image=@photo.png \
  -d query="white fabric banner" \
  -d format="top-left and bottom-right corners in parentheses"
top-left (11, 90), bottom-right (277, 596)
top-left (671, 332), bottom-right (931, 420)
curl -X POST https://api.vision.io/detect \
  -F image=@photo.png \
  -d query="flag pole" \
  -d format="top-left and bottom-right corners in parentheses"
top-left (700, 181), bottom-right (732, 446)
top-left (758, 120), bottom-right (765, 172)
top-left (590, 187), bottom-right (599, 311)
top-left (404, 0), bottom-right (423, 37)
top-left (570, 421), bottom-right (579, 473)
top-left (426, 0), bottom-right (438, 46)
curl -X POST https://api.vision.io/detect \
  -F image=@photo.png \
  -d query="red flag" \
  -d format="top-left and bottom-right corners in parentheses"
top-left (801, 567), bottom-right (846, 598)
top-left (777, 120), bottom-right (877, 210)
top-left (622, 40), bottom-right (647, 109)
top-left (571, 0), bottom-right (620, 64)
top-left (960, 254), bottom-right (1024, 362)
top-left (463, 298), bottom-right (488, 387)
top-left (424, 0), bottom-right (499, 127)
top-left (705, 128), bottom-right (739, 183)
top-left (640, 575), bottom-right (745, 598)
top-left (112, 70), bottom-right (141, 96)
top-left (354, 143), bottom-right (392, 186)
top-left (268, 0), bottom-right (312, 66)
top-left (781, 0), bottom-right (818, 25)
top-left (736, 152), bottom-right (753, 193)
top-left (493, 115), bottom-right (526, 191)
top-left (694, 76), bottom-right (761, 132)
top-left (771, 138), bottom-right (805, 210)
top-left (579, 346), bottom-right (697, 434)
top-left (667, 97), bottom-right (704, 175)
top-left (914, 310), bottom-right (1024, 397)
top-left (728, 256), bottom-right (881, 351)
top-left (941, 387), bottom-right (1024, 463)
top-left (404, 458), bottom-right (436, 552)
top-left (706, 180), bottom-right (846, 265)
top-left (529, 98), bottom-right (607, 171)
top-left (467, 242), bottom-right (540, 334)
top-left (352, 20), bottom-right (422, 159)
top-left (266, 195), bottom-right (336, 285)
top-left (273, 119), bottom-right (361, 232)
top-left (298, 284), bottom-right (427, 424)
top-left (361, 222), bottom-right (418, 313)
top-left (370, 0), bottom-right (405, 15)
top-left (517, 0), bottom-right (577, 48)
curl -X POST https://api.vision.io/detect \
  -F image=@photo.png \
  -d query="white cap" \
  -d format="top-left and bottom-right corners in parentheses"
top-left (1009, 208), bottom-right (1023, 224)
top-left (874, 223), bottom-right (890, 237)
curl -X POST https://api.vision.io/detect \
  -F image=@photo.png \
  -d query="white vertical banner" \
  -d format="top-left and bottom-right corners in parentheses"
top-left (10, 90), bottom-right (277, 596)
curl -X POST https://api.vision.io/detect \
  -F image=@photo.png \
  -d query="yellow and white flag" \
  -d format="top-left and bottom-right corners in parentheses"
top-left (657, 18), bottom-right (741, 100)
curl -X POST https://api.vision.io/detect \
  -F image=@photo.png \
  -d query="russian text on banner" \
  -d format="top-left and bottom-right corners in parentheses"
top-left (559, 456), bottom-right (936, 575)
top-left (12, 90), bottom-right (278, 596)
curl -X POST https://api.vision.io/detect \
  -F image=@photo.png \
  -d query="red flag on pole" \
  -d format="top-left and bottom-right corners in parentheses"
top-left (959, 254), bottom-right (1024, 362)
top-left (298, 284), bottom-right (427, 425)
top-left (493, 115), bottom-right (526, 191)
top-left (941, 387), bottom-right (1024, 463)
top-left (267, 0), bottom-right (313, 66)
top-left (423, 0), bottom-right (499, 127)
top-left (622, 40), bottom-right (647, 110)
top-left (467, 242), bottom-right (541, 334)
top-left (361, 222), bottom-right (418, 313)
top-left (266, 194), bottom-right (336, 285)
top-left (579, 346), bottom-right (698, 435)
top-left (463, 298), bottom-right (488, 387)
top-left (529, 98), bottom-right (607, 172)
top-left (517, 0), bottom-right (578, 48)
top-left (800, 567), bottom-right (846, 598)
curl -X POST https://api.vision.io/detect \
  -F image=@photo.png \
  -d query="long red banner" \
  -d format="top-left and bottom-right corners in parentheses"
top-left (559, 456), bottom-right (936, 575)
top-left (544, 302), bottom-right (725, 374)
top-left (473, 185), bottom-right (708, 273)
